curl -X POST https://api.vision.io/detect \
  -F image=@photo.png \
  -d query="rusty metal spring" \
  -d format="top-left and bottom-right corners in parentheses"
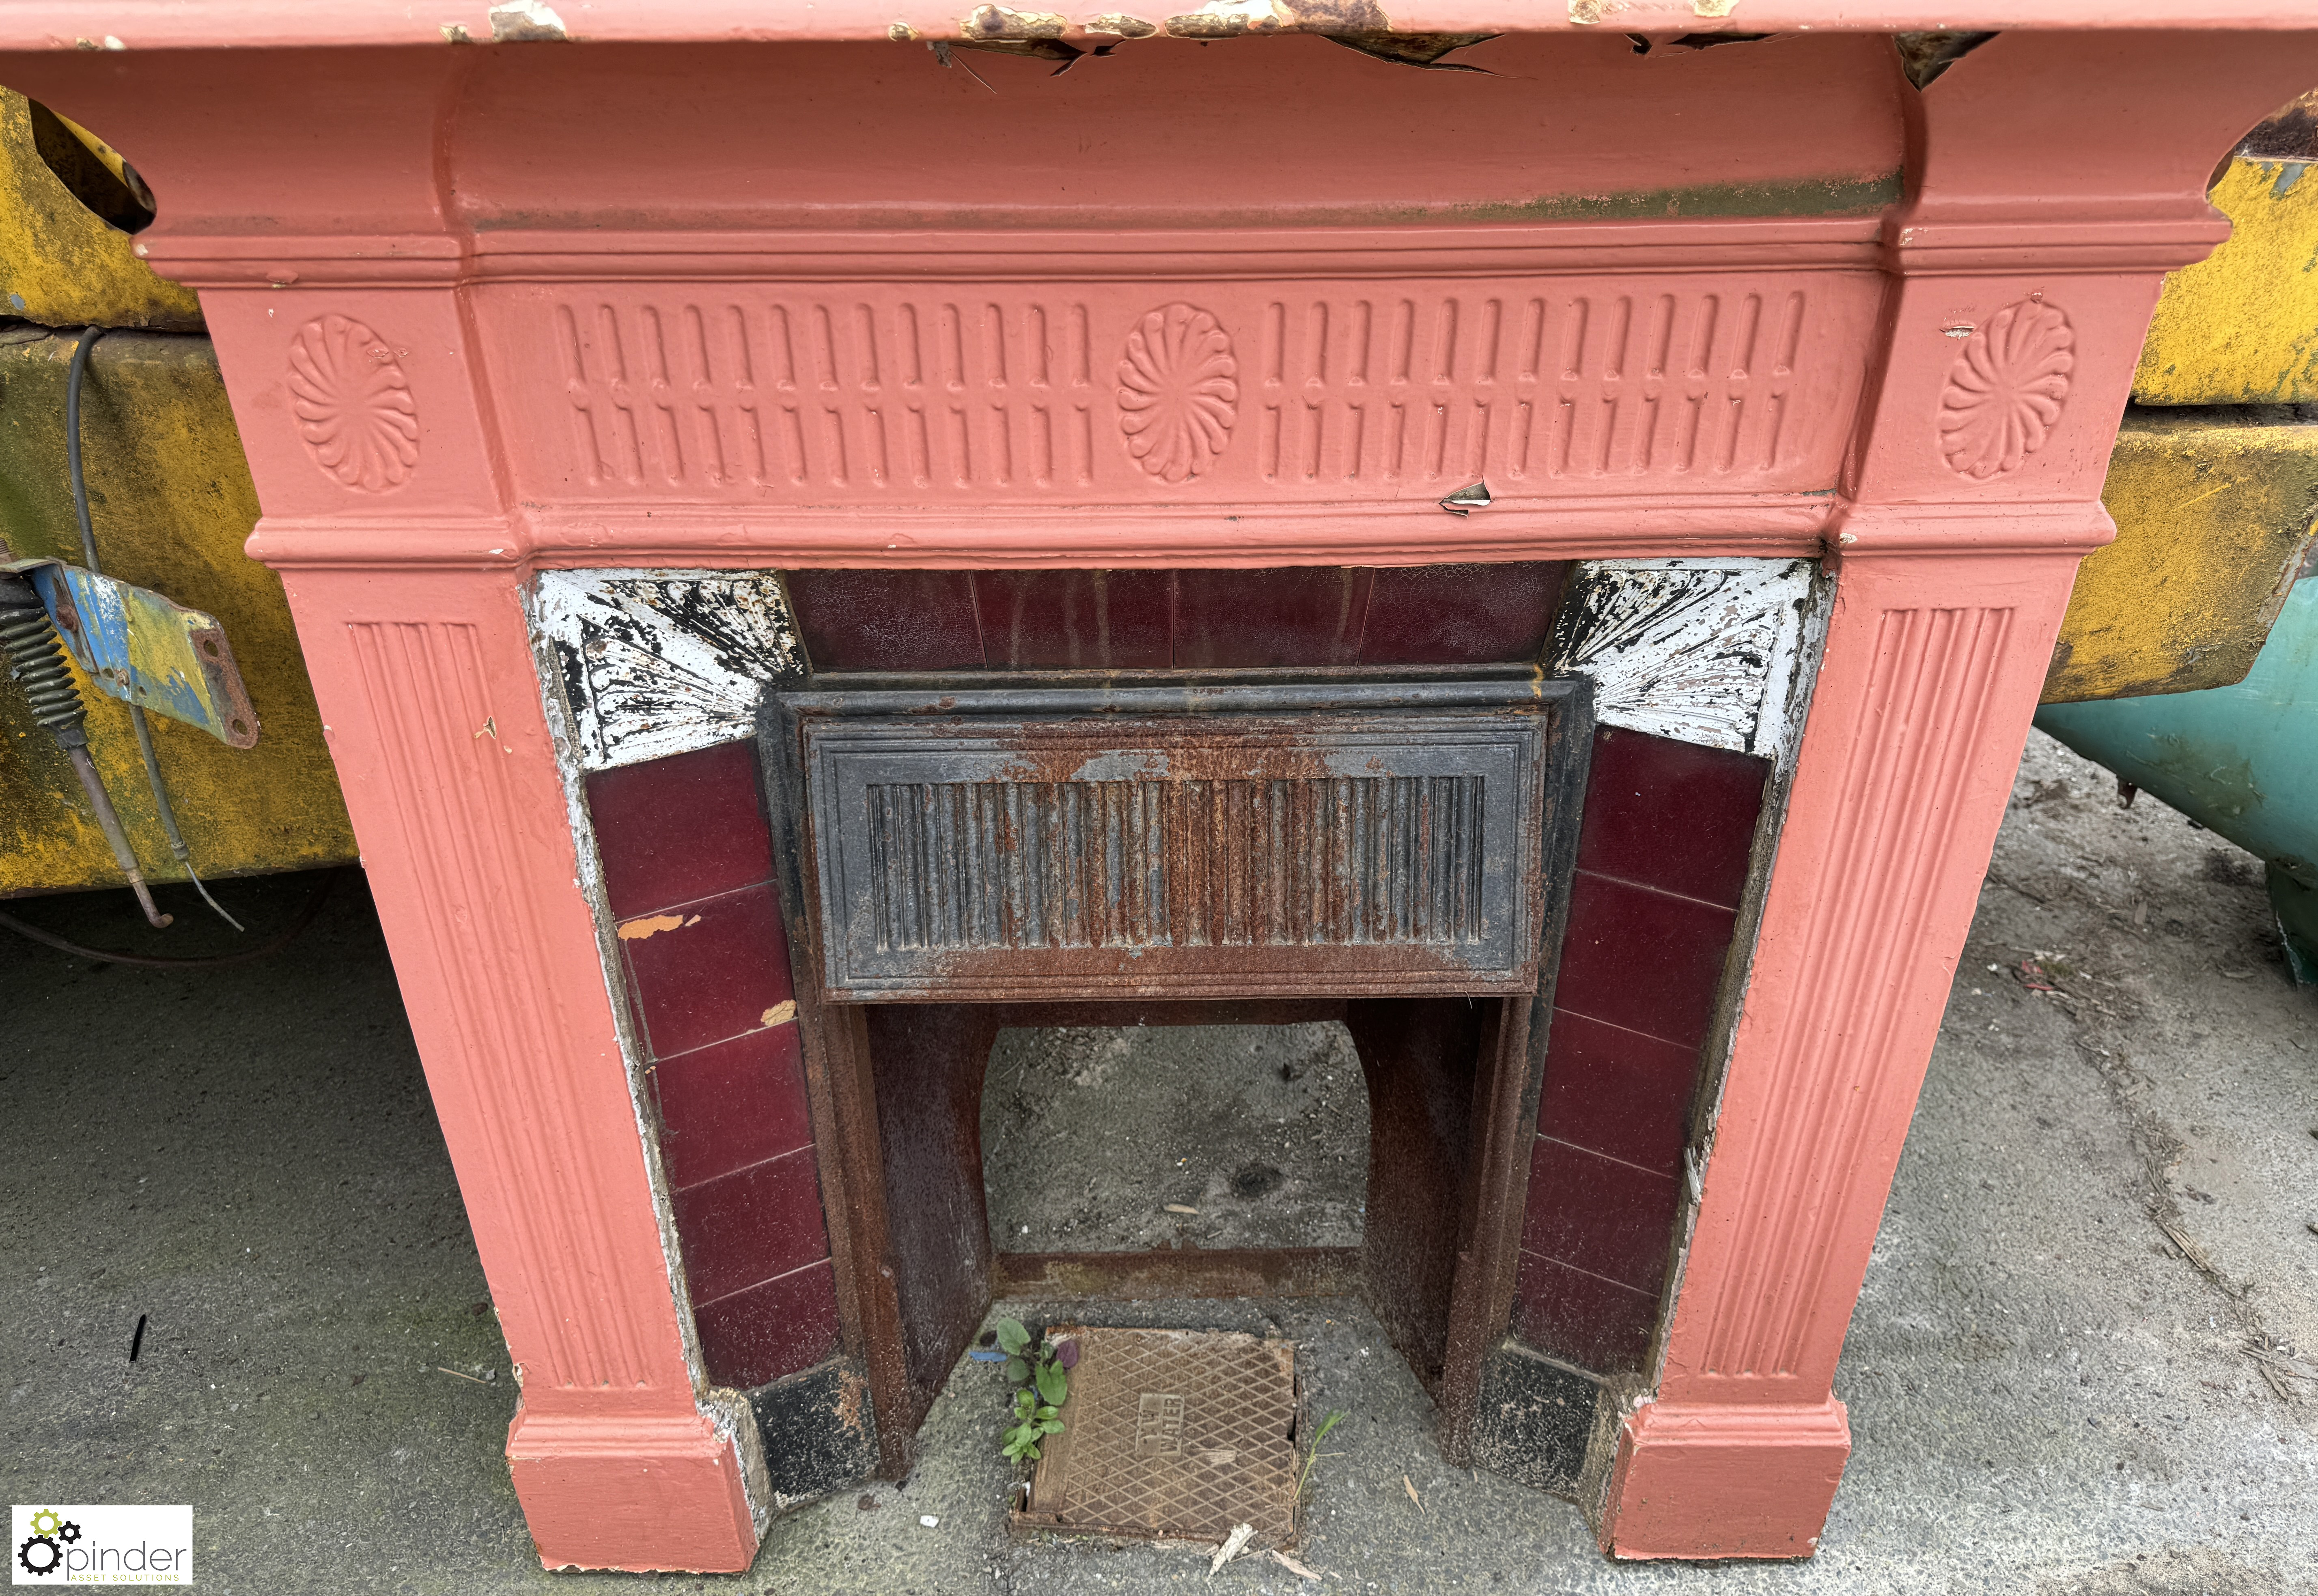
top-left (0, 568), bottom-right (169, 926)
top-left (0, 574), bottom-right (86, 744)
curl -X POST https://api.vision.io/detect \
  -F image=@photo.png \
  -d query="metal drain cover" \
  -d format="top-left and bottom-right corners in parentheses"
top-left (1013, 1326), bottom-right (1299, 1546)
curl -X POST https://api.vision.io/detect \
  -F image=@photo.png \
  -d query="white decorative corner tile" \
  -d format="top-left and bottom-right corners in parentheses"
top-left (533, 569), bottom-right (802, 772)
top-left (1550, 558), bottom-right (1820, 763)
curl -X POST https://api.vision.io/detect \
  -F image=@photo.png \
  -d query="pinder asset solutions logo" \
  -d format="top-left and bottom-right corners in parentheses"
top-left (12, 1506), bottom-right (190, 1585)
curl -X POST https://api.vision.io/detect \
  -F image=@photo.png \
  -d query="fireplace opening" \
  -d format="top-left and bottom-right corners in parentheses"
top-left (979, 1021), bottom-right (1370, 1256)
top-left (754, 670), bottom-right (1596, 1472)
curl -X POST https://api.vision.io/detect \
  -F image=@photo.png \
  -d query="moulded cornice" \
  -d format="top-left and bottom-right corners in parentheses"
top-left (1825, 500), bottom-right (2117, 558)
top-left (243, 516), bottom-right (523, 571)
top-left (136, 233), bottom-right (467, 289)
top-left (462, 221), bottom-right (1889, 284)
top-left (149, 219), bottom-right (1889, 290)
top-left (241, 495), bottom-right (2121, 571)
top-left (248, 498), bottom-right (1839, 571)
top-left (1880, 208), bottom-right (2235, 277)
top-left (144, 209), bottom-right (2249, 292)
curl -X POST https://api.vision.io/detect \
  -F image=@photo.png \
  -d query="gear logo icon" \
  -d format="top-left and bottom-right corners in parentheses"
top-left (17, 1508), bottom-right (79, 1578)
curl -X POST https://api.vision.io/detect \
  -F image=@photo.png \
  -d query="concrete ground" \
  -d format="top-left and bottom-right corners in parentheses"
top-left (3, 731), bottom-right (2314, 1595)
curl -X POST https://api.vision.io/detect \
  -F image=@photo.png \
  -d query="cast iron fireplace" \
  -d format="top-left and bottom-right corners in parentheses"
top-left (582, 564), bottom-right (1777, 1504)
top-left (763, 665), bottom-right (1588, 1469)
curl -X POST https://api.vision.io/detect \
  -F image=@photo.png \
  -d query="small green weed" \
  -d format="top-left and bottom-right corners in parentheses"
top-left (1297, 1408), bottom-right (1348, 1498)
top-left (995, 1317), bottom-right (1075, 1464)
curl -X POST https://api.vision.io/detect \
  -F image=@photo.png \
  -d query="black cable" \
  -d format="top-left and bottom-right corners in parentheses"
top-left (0, 868), bottom-right (342, 969)
top-left (64, 325), bottom-right (103, 570)
top-left (67, 325), bottom-right (243, 932)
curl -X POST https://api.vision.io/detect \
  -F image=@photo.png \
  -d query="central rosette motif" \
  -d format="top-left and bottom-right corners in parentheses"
top-left (1117, 303), bottom-right (1239, 484)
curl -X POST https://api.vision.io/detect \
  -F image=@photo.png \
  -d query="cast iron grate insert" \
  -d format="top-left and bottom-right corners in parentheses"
top-left (1014, 1326), bottom-right (1299, 1547)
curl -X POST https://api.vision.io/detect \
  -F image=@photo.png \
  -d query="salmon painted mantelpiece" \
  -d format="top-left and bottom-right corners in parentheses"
top-left (6, 19), bottom-right (2311, 1575)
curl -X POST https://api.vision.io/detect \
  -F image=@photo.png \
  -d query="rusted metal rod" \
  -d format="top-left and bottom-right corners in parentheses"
top-left (62, 744), bottom-right (171, 928)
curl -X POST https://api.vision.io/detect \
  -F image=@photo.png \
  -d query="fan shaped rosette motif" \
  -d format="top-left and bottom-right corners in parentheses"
top-left (1937, 300), bottom-right (2075, 481)
top-left (287, 315), bottom-right (420, 492)
top-left (1117, 304), bottom-right (1239, 484)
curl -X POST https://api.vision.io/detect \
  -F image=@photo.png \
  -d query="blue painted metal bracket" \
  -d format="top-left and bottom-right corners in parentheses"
top-left (4, 558), bottom-right (260, 748)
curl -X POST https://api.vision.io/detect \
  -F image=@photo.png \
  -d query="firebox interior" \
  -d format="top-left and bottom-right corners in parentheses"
top-left (978, 1021), bottom-right (1370, 1256)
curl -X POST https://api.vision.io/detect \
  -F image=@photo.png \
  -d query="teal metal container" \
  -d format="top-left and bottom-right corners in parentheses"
top-left (2036, 574), bottom-right (2318, 983)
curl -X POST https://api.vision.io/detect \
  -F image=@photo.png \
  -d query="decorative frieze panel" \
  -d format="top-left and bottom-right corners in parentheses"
top-left (480, 274), bottom-right (1880, 505)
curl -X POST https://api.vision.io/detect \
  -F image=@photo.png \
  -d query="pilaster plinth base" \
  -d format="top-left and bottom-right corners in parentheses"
top-left (506, 1407), bottom-right (760, 1573)
top-left (1600, 1398), bottom-right (1851, 1561)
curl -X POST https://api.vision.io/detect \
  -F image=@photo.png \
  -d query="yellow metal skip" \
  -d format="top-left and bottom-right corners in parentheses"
top-left (0, 87), bottom-right (198, 331)
top-left (2135, 107), bottom-right (2318, 406)
top-left (2049, 109), bottom-right (2318, 705)
top-left (2044, 409), bottom-right (2318, 703)
top-left (0, 330), bottom-right (355, 895)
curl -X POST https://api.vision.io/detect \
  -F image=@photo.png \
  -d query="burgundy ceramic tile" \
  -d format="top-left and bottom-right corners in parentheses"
top-left (669, 1149), bottom-right (831, 1307)
top-left (1520, 1136), bottom-right (1681, 1295)
top-left (1512, 1251), bottom-right (1659, 1375)
top-left (585, 740), bottom-right (774, 923)
top-left (972, 570), bottom-right (1174, 669)
top-left (1575, 727), bottom-right (1770, 912)
top-left (1358, 562), bottom-right (1568, 665)
top-left (621, 884), bottom-right (795, 1059)
top-left (1171, 567), bottom-right (1372, 668)
top-left (784, 568), bottom-right (984, 671)
top-left (692, 1258), bottom-right (842, 1390)
top-left (1534, 1009), bottom-right (1700, 1178)
top-left (652, 1021), bottom-right (813, 1191)
top-left (1552, 870), bottom-right (1737, 1050)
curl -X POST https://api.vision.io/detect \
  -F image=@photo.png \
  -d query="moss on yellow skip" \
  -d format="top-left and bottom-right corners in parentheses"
top-left (0, 87), bottom-right (201, 331)
top-left (0, 331), bottom-right (356, 895)
top-left (2134, 155), bottom-right (2318, 406)
top-left (2043, 409), bottom-right (2318, 704)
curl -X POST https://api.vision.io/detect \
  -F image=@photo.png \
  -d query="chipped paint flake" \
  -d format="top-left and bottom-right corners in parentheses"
top-left (1549, 558), bottom-right (1818, 762)
top-left (1691, 0), bottom-right (1738, 15)
top-left (762, 1000), bottom-right (799, 1028)
top-left (1159, 0), bottom-right (1390, 33)
top-left (488, 0), bottom-right (568, 41)
top-left (533, 569), bottom-right (804, 772)
top-left (965, 1), bottom-right (1068, 37)
top-left (618, 913), bottom-right (687, 941)
top-left (1087, 11), bottom-right (1158, 32)
top-left (1164, 0), bottom-right (1291, 33)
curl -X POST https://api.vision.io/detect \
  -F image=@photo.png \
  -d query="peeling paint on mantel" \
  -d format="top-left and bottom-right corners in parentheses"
top-left (1548, 557), bottom-right (1819, 763)
top-left (532, 570), bottom-right (804, 772)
